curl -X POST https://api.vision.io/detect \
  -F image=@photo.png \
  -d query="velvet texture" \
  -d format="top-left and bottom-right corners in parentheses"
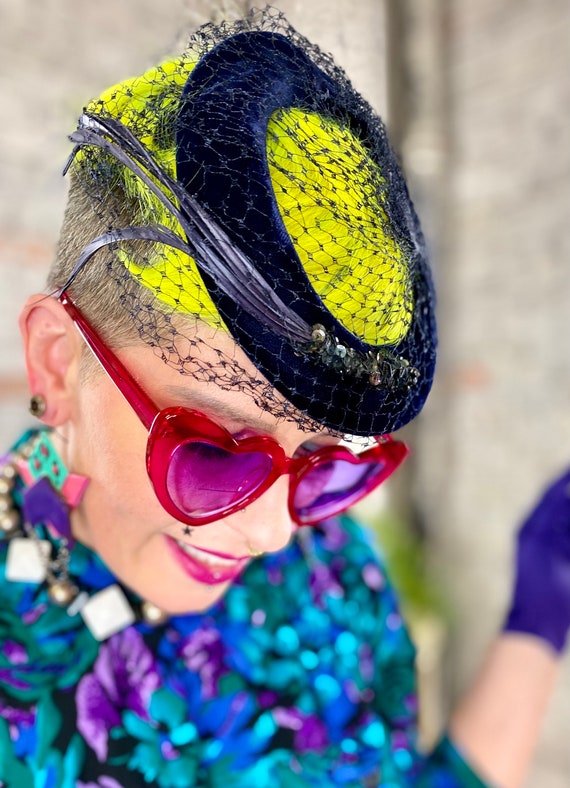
top-left (175, 31), bottom-right (437, 436)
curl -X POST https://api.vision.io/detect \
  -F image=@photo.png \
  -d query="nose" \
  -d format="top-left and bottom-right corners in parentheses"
top-left (229, 475), bottom-right (296, 555)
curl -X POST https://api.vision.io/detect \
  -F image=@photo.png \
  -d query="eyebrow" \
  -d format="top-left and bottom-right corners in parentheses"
top-left (163, 385), bottom-right (284, 435)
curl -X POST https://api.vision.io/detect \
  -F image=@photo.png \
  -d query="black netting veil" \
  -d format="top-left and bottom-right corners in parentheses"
top-left (55, 7), bottom-right (437, 438)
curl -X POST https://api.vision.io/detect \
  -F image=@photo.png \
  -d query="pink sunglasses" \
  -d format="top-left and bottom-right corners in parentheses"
top-left (59, 291), bottom-right (408, 526)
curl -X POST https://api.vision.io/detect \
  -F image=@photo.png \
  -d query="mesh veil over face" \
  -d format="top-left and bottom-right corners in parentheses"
top-left (55, 8), bottom-right (437, 438)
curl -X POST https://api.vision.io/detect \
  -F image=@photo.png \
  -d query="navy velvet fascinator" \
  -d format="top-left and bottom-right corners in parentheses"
top-left (62, 10), bottom-right (437, 437)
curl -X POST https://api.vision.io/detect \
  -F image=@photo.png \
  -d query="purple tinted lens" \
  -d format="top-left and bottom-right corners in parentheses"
top-left (293, 459), bottom-right (385, 522)
top-left (166, 441), bottom-right (272, 517)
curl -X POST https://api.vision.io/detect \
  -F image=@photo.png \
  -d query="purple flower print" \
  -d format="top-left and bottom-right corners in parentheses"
top-left (180, 626), bottom-right (228, 700)
top-left (321, 518), bottom-right (349, 552)
top-left (76, 628), bottom-right (160, 761)
top-left (273, 706), bottom-right (328, 753)
top-left (0, 641), bottom-right (32, 694)
top-left (0, 698), bottom-right (36, 727)
top-left (77, 779), bottom-right (124, 788)
top-left (294, 715), bottom-right (329, 753)
top-left (3, 640), bottom-right (28, 666)
top-left (309, 562), bottom-right (345, 605)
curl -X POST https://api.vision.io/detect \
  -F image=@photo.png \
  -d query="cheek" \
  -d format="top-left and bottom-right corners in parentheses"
top-left (70, 377), bottom-right (161, 534)
top-left (82, 386), bottom-right (139, 475)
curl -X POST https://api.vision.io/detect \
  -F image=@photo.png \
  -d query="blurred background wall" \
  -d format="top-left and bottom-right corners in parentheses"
top-left (0, 1), bottom-right (568, 785)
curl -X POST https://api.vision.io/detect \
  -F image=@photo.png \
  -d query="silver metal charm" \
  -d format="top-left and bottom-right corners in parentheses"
top-left (48, 580), bottom-right (79, 607)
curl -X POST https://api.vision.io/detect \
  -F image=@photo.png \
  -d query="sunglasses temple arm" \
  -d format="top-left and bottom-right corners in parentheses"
top-left (58, 291), bottom-right (158, 431)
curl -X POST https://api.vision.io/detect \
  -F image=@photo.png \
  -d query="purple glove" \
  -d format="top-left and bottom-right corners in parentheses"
top-left (504, 468), bottom-right (570, 654)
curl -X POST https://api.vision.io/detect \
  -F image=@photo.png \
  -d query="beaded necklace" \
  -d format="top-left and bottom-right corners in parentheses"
top-left (0, 431), bottom-right (167, 640)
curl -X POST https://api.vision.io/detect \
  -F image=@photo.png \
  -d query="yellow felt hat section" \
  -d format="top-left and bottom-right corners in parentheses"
top-left (83, 57), bottom-right (412, 345)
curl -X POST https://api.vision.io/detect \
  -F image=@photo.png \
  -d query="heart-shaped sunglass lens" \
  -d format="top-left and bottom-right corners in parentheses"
top-left (293, 458), bottom-right (387, 523)
top-left (166, 441), bottom-right (273, 517)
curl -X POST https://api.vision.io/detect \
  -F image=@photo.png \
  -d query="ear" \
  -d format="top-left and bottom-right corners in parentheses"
top-left (19, 295), bottom-right (83, 427)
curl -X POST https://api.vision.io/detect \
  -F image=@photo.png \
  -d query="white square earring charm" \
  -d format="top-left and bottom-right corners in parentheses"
top-left (6, 538), bottom-right (51, 583)
top-left (80, 584), bottom-right (136, 641)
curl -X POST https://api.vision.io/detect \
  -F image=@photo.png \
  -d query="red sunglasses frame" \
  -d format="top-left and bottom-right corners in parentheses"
top-left (59, 291), bottom-right (408, 526)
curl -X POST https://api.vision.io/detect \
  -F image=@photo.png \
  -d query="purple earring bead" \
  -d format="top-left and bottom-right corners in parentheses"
top-left (23, 477), bottom-right (74, 547)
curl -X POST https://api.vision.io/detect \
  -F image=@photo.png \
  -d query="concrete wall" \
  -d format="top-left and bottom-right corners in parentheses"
top-left (405, 2), bottom-right (570, 785)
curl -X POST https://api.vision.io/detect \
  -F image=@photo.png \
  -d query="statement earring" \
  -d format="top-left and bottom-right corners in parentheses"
top-left (29, 394), bottom-right (46, 418)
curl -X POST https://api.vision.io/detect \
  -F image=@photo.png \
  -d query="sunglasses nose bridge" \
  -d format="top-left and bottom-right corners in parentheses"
top-left (230, 474), bottom-right (297, 553)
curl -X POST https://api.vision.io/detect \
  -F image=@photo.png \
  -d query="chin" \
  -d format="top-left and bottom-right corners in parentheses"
top-left (149, 583), bottom-right (231, 617)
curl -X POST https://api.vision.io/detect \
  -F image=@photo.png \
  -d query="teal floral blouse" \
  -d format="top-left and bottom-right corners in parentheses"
top-left (0, 438), bottom-right (489, 787)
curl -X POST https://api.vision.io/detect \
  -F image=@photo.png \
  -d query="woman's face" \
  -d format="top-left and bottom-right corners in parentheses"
top-left (59, 323), bottom-right (333, 615)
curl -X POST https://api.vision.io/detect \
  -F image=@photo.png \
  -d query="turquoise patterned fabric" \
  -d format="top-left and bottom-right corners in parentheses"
top-left (0, 437), bottom-right (489, 787)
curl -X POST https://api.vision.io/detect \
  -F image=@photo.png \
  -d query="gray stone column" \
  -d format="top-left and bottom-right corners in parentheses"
top-left (391, 1), bottom-right (570, 785)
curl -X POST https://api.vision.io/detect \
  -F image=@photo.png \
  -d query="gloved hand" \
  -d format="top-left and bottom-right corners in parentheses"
top-left (504, 468), bottom-right (570, 654)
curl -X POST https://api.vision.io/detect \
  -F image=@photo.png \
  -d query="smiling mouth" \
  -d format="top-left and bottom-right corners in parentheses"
top-left (176, 540), bottom-right (244, 566)
top-left (165, 535), bottom-right (249, 585)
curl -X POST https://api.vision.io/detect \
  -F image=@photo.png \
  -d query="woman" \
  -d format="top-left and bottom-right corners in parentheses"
top-left (1, 10), bottom-right (567, 787)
